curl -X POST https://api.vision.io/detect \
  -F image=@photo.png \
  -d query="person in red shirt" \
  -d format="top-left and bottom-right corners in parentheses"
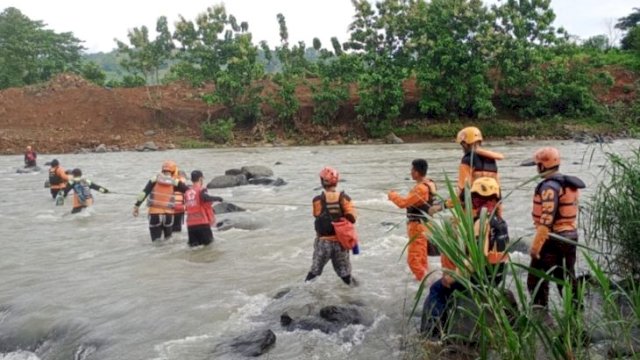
top-left (184, 170), bottom-right (223, 247)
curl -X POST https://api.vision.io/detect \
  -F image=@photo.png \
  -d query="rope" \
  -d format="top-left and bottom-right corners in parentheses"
top-left (229, 199), bottom-right (408, 216)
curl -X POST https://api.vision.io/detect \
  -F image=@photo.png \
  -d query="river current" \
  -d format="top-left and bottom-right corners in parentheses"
top-left (0, 139), bottom-right (636, 360)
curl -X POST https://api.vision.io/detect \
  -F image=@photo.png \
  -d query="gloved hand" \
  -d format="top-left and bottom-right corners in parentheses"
top-left (212, 196), bottom-right (223, 202)
top-left (132, 206), bottom-right (139, 217)
top-left (530, 226), bottom-right (550, 260)
top-left (99, 187), bottom-right (109, 193)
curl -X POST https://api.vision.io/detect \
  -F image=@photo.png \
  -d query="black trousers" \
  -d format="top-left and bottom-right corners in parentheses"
top-left (149, 214), bottom-right (174, 241)
top-left (51, 188), bottom-right (62, 199)
top-left (527, 233), bottom-right (578, 307)
top-left (172, 212), bottom-right (184, 232)
top-left (188, 225), bottom-right (213, 247)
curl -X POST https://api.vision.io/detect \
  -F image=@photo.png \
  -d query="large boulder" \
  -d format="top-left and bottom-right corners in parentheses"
top-left (207, 174), bottom-right (248, 189)
top-left (385, 132), bottom-right (404, 144)
top-left (228, 329), bottom-right (276, 357)
top-left (213, 202), bottom-right (246, 214)
top-left (248, 177), bottom-right (287, 186)
top-left (241, 166), bottom-right (274, 179)
top-left (216, 213), bottom-right (267, 231)
top-left (280, 304), bottom-right (373, 334)
top-left (225, 168), bottom-right (244, 176)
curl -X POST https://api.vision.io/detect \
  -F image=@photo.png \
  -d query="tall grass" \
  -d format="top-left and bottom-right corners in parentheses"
top-left (408, 171), bottom-right (640, 359)
top-left (587, 148), bottom-right (640, 278)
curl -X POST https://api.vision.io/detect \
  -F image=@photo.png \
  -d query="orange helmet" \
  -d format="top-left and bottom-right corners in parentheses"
top-left (162, 160), bottom-right (177, 174)
top-left (471, 177), bottom-right (500, 198)
top-left (456, 126), bottom-right (483, 145)
top-left (533, 147), bottom-right (560, 169)
top-left (319, 166), bottom-right (339, 186)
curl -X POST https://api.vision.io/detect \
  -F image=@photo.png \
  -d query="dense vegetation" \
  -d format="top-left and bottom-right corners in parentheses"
top-left (1, 3), bottom-right (640, 138)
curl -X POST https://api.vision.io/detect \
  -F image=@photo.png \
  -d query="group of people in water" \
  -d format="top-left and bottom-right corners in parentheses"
top-left (303, 126), bottom-right (585, 339)
top-left (33, 124), bottom-right (585, 339)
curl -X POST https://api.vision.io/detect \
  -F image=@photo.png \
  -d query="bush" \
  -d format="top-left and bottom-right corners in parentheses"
top-left (201, 118), bottom-right (235, 144)
top-left (587, 149), bottom-right (640, 278)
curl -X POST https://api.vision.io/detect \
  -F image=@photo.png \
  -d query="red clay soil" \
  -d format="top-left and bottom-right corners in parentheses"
top-left (0, 69), bottom-right (636, 155)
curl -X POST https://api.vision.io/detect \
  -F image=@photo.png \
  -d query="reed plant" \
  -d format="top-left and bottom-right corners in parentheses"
top-left (407, 173), bottom-right (640, 359)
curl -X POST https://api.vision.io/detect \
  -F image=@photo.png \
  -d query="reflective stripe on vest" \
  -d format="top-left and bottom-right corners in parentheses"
top-left (532, 175), bottom-right (581, 233)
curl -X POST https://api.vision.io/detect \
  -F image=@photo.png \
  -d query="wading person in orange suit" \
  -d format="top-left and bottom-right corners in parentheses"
top-left (48, 159), bottom-right (70, 199)
top-left (437, 127), bottom-right (504, 214)
top-left (527, 147), bottom-right (585, 307)
top-left (184, 170), bottom-right (223, 247)
top-left (132, 160), bottom-right (190, 242)
top-left (305, 166), bottom-right (358, 286)
top-left (388, 159), bottom-right (438, 281)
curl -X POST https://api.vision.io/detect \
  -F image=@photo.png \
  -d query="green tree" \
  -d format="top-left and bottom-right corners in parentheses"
top-left (621, 26), bottom-right (640, 51)
top-left (172, 5), bottom-right (264, 123)
top-left (347, 0), bottom-right (409, 136)
top-left (410, 0), bottom-right (495, 118)
top-left (616, 7), bottom-right (640, 31)
top-left (0, 7), bottom-right (84, 89)
top-left (78, 61), bottom-right (106, 86)
top-left (114, 16), bottom-right (174, 85)
top-left (582, 35), bottom-right (610, 51)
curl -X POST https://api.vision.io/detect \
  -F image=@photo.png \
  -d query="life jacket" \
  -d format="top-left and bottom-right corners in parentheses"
top-left (147, 174), bottom-right (176, 214)
top-left (71, 178), bottom-right (93, 208)
top-left (485, 216), bottom-right (510, 264)
top-left (49, 167), bottom-right (66, 188)
top-left (407, 178), bottom-right (437, 221)
top-left (532, 173), bottom-right (585, 233)
top-left (461, 147), bottom-right (503, 186)
top-left (173, 175), bottom-right (186, 213)
top-left (315, 191), bottom-right (345, 238)
top-left (25, 151), bottom-right (36, 163)
top-left (185, 184), bottom-right (215, 227)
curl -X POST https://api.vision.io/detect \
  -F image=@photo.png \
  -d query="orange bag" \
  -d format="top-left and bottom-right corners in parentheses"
top-left (332, 218), bottom-right (359, 251)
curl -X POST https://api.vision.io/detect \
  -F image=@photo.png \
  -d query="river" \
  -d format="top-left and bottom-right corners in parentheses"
top-left (0, 139), bottom-right (636, 360)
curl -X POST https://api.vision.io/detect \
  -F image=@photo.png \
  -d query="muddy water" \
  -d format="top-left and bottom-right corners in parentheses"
top-left (0, 140), bottom-right (636, 360)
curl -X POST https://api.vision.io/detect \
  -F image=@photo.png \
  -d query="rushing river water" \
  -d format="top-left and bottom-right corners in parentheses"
top-left (0, 139), bottom-right (637, 360)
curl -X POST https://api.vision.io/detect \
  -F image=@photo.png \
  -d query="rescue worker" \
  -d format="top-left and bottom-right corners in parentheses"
top-left (62, 168), bottom-right (109, 214)
top-left (420, 178), bottom-right (509, 338)
top-left (470, 177), bottom-right (510, 285)
top-left (305, 166), bottom-right (358, 286)
top-left (24, 145), bottom-right (37, 167)
top-left (132, 161), bottom-right (190, 242)
top-left (388, 159), bottom-right (437, 281)
top-left (172, 170), bottom-right (188, 232)
top-left (184, 170), bottom-right (223, 247)
top-left (438, 127), bottom-right (504, 213)
top-left (527, 147), bottom-right (585, 307)
top-left (48, 159), bottom-right (70, 199)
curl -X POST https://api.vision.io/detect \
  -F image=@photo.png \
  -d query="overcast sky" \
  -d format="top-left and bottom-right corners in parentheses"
top-left (1, 0), bottom-right (636, 53)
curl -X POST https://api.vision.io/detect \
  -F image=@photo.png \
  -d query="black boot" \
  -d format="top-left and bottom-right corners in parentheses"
top-left (305, 272), bottom-right (317, 282)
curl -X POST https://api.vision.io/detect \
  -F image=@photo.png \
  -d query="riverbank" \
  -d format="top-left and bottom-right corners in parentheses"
top-left (0, 74), bottom-right (635, 155)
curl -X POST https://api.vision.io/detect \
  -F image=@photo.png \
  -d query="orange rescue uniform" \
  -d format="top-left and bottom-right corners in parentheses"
top-left (389, 179), bottom-right (437, 281)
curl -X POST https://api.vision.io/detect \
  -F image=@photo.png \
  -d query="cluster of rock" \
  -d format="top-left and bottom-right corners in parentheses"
top-left (207, 165), bottom-right (286, 189)
top-left (573, 132), bottom-right (615, 144)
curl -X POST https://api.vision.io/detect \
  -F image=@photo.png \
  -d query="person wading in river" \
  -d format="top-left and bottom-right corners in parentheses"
top-left (132, 160), bottom-right (190, 242)
top-left (305, 166), bottom-right (358, 286)
top-left (388, 159), bottom-right (438, 281)
top-left (62, 168), bottom-right (109, 214)
top-left (184, 170), bottom-right (223, 247)
top-left (527, 147), bottom-right (585, 308)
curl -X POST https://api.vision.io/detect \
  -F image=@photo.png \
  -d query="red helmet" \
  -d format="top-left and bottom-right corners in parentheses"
top-left (533, 147), bottom-right (560, 169)
top-left (319, 166), bottom-right (339, 186)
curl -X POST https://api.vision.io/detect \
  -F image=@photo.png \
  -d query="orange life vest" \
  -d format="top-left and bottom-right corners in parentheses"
top-left (185, 184), bottom-right (215, 227)
top-left (459, 147), bottom-right (503, 191)
top-left (49, 167), bottom-right (67, 190)
top-left (407, 178), bottom-right (437, 221)
top-left (147, 174), bottom-right (176, 215)
top-left (532, 174), bottom-right (585, 233)
top-left (173, 175), bottom-right (186, 213)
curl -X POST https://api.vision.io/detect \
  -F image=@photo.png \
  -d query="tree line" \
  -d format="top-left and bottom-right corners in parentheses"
top-left (1, 2), bottom-right (639, 136)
